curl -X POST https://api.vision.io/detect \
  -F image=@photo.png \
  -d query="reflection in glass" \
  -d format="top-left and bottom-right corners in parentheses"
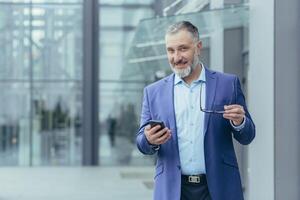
top-left (124, 5), bottom-right (249, 83)
top-left (99, 81), bottom-right (154, 166)
top-left (32, 82), bottom-right (82, 165)
top-left (0, 83), bottom-right (30, 166)
top-left (0, 1), bottom-right (83, 166)
top-left (30, 2), bottom-right (82, 80)
top-left (0, 2), bottom-right (31, 80)
top-left (98, 0), bottom-right (157, 166)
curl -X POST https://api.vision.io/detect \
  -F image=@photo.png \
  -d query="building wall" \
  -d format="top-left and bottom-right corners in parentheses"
top-left (274, 0), bottom-right (300, 199)
top-left (248, 0), bottom-right (275, 199)
top-left (248, 0), bottom-right (300, 199)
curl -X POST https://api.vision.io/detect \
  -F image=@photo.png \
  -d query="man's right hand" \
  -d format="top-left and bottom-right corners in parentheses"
top-left (144, 125), bottom-right (171, 145)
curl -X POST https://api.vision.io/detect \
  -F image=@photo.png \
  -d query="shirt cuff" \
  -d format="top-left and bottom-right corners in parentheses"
top-left (149, 144), bottom-right (160, 151)
top-left (230, 116), bottom-right (246, 131)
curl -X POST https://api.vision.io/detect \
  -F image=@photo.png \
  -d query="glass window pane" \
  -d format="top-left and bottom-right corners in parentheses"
top-left (99, 1), bottom-right (156, 166)
top-left (125, 5), bottom-right (249, 83)
top-left (0, 1), bottom-right (83, 166)
top-left (32, 82), bottom-right (82, 166)
top-left (0, 83), bottom-right (30, 166)
top-left (31, 3), bottom-right (82, 80)
top-left (99, 81), bottom-right (154, 166)
top-left (0, 3), bottom-right (31, 80)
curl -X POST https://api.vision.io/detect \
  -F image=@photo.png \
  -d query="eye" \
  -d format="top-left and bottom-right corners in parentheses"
top-left (167, 49), bottom-right (174, 53)
top-left (179, 47), bottom-right (188, 52)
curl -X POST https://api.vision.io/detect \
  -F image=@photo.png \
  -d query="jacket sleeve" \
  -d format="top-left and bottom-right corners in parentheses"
top-left (231, 76), bottom-right (256, 145)
top-left (136, 87), bottom-right (157, 155)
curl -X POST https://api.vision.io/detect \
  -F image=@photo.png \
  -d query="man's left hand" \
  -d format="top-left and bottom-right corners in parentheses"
top-left (223, 104), bottom-right (245, 126)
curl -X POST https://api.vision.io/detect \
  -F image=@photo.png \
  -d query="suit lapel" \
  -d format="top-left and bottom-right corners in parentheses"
top-left (161, 74), bottom-right (177, 143)
top-left (204, 68), bottom-right (218, 134)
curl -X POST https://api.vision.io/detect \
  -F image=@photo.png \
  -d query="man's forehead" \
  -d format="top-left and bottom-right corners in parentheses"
top-left (165, 30), bottom-right (194, 47)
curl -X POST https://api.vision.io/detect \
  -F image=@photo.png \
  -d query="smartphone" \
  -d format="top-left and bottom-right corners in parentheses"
top-left (148, 120), bottom-right (165, 131)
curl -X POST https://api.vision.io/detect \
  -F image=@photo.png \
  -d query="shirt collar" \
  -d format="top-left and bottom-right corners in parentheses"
top-left (174, 63), bottom-right (206, 85)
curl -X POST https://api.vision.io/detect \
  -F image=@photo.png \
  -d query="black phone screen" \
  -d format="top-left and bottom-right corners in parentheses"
top-left (148, 120), bottom-right (165, 131)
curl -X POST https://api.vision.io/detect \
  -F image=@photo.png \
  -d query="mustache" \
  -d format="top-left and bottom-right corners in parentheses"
top-left (174, 60), bottom-right (188, 65)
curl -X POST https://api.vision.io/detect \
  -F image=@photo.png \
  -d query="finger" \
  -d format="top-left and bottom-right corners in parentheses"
top-left (224, 108), bottom-right (245, 115)
top-left (223, 112), bottom-right (244, 118)
top-left (152, 127), bottom-right (169, 139)
top-left (153, 129), bottom-right (170, 142)
top-left (223, 117), bottom-right (243, 122)
top-left (156, 130), bottom-right (171, 144)
top-left (144, 132), bottom-right (154, 144)
top-left (223, 113), bottom-right (244, 120)
top-left (224, 104), bottom-right (243, 110)
top-left (224, 105), bottom-right (244, 112)
top-left (224, 108), bottom-right (239, 114)
top-left (145, 126), bottom-right (158, 141)
top-left (148, 125), bottom-right (163, 135)
top-left (145, 125), bottom-right (151, 131)
top-left (158, 134), bottom-right (171, 145)
top-left (146, 127), bottom-right (168, 145)
top-left (144, 125), bottom-right (154, 138)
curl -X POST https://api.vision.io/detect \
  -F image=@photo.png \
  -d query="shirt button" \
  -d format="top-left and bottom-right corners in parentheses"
top-left (190, 123), bottom-right (194, 126)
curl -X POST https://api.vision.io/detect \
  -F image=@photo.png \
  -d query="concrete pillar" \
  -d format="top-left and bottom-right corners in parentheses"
top-left (274, 0), bottom-right (300, 199)
top-left (209, 0), bottom-right (224, 72)
top-left (247, 0), bottom-right (275, 199)
top-left (248, 0), bottom-right (300, 199)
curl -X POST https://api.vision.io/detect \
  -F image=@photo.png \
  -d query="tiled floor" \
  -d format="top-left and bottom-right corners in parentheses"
top-left (0, 167), bottom-right (154, 200)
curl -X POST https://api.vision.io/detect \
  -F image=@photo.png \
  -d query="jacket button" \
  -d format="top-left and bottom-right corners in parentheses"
top-left (177, 165), bottom-right (181, 170)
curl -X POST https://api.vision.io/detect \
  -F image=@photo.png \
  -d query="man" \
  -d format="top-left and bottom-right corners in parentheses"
top-left (136, 21), bottom-right (255, 200)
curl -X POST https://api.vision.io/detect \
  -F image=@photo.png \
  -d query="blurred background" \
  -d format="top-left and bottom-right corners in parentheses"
top-left (0, 0), bottom-right (299, 200)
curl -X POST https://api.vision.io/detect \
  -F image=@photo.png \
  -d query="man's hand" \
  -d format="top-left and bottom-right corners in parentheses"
top-left (144, 125), bottom-right (171, 145)
top-left (223, 104), bottom-right (245, 126)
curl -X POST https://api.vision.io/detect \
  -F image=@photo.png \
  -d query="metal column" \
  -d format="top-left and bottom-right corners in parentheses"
top-left (82, 0), bottom-right (99, 165)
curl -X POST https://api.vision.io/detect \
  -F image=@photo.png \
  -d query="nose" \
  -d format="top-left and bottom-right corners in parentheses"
top-left (173, 51), bottom-right (182, 63)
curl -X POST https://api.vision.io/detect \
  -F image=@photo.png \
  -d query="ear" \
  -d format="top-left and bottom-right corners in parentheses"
top-left (196, 40), bottom-right (202, 55)
top-left (197, 40), bottom-right (202, 50)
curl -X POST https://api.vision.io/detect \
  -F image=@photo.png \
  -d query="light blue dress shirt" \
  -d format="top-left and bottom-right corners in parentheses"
top-left (174, 67), bottom-right (207, 175)
top-left (174, 67), bottom-right (245, 175)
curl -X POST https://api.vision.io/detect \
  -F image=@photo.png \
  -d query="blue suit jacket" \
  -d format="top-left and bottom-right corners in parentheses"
top-left (136, 68), bottom-right (255, 200)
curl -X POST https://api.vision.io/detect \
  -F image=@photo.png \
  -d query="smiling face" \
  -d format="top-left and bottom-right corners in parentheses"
top-left (165, 29), bottom-right (202, 78)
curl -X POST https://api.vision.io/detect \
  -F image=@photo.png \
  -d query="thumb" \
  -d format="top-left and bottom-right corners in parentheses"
top-left (145, 125), bottom-right (151, 131)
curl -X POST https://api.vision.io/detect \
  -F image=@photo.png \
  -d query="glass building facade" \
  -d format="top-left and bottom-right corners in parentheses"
top-left (0, 0), bottom-right (248, 167)
top-left (0, 0), bottom-right (83, 166)
top-left (98, 0), bottom-right (156, 166)
top-left (0, 0), bottom-right (158, 166)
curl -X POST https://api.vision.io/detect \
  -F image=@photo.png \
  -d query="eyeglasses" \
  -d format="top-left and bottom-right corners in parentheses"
top-left (199, 82), bottom-right (226, 114)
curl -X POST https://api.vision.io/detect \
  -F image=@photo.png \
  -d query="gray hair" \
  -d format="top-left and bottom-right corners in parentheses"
top-left (165, 21), bottom-right (199, 42)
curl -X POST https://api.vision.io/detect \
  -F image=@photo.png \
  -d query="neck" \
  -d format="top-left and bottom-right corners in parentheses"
top-left (183, 64), bottom-right (202, 85)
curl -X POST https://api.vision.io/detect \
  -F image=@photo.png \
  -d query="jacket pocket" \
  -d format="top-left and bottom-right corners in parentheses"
top-left (222, 154), bottom-right (239, 169)
top-left (154, 164), bottom-right (164, 179)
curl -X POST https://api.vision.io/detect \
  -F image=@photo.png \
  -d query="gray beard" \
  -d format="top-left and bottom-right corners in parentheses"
top-left (170, 55), bottom-right (199, 78)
